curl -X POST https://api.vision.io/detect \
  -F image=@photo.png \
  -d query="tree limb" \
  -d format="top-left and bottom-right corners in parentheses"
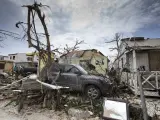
top-left (105, 40), bottom-right (116, 43)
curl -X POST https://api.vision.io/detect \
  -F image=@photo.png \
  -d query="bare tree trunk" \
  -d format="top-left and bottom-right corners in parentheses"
top-left (18, 2), bottom-right (63, 110)
top-left (35, 6), bottom-right (52, 63)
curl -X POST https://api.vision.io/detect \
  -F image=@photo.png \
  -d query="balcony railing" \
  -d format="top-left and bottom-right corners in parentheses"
top-left (128, 71), bottom-right (160, 92)
top-left (141, 71), bottom-right (160, 91)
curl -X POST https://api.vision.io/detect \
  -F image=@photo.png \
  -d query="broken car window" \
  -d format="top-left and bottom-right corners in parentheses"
top-left (64, 65), bottom-right (73, 72)
top-left (69, 67), bottom-right (79, 74)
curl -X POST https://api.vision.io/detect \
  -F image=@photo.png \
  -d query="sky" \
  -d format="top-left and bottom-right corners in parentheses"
top-left (0, 0), bottom-right (160, 60)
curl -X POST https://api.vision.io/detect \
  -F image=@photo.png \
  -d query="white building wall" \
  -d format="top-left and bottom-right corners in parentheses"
top-left (3, 56), bottom-right (10, 60)
top-left (7, 53), bottom-right (38, 63)
top-left (128, 53), bottom-right (133, 71)
top-left (15, 53), bottom-right (27, 62)
top-left (119, 54), bottom-right (127, 69)
top-left (122, 52), bottom-right (149, 72)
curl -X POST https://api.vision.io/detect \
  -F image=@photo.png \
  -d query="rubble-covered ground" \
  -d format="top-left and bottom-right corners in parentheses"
top-left (130, 97), bottom-right (160, 118)
top-left (0, 99), bottom-right (100, 120)
top-left (1, 78), bottom-right (160, 120)
top-left (1, 95), bottom-right (160, 120)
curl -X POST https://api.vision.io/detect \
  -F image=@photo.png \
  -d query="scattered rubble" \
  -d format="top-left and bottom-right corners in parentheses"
top-left (0, 99), bottom-right (100, 120)
top-left (146, 99), bottom-right (160, 117)
top-left (1, 76), bottom-right (160, 120)
top-left (129, 103), bottom-right (143, 120)
top-left (128, 98), bottom-right (160, 119)
top-left (68, 108), bottom-right (93, 120)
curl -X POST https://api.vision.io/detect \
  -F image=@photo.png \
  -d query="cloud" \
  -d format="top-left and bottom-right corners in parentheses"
top-left (0, 0), bottom-right (24, 30)
top-left (9, 0), bottom-right (160, 36)
top-left (1, 0), bottom-right (160, 58)
top-left (47, 0), bottom-right (160, 57)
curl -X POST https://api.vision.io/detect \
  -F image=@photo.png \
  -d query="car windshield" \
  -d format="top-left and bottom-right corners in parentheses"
top-left (74, 65), bottom-right (88, 75)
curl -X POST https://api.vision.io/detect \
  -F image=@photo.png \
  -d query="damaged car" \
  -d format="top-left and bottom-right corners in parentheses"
top-left (47, 64), bottom-right (113, 99)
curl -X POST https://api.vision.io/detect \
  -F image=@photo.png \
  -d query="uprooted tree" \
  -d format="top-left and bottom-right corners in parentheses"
top-left (15, 2), bottom-right (62, 110)
top-left (16, 2), bottom-right (54, 79)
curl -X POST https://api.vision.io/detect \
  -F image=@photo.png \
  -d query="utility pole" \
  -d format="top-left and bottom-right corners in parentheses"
top-left (137, 71), bottom-right (148, 120)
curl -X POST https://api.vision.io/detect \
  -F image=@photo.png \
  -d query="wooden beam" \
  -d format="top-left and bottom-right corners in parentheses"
top-left (133, 50), bottom-right (137, 72)
top-left (146, 80), bottom-right (156, 89)
top-left (142, 72), bottom-right (155, 85)
top-left (155, 71), bottom-right (158, 89)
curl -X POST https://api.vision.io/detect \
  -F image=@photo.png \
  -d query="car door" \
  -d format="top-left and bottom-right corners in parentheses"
top-left (48, 63), bottom-right (64, 84)
top-left (56, 65), bottom-right (80, 90)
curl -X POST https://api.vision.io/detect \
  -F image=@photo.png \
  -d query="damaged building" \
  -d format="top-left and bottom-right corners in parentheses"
top-left (115, 37), bottom-right (160, 96)
top-left (59, 49), bottom-right (109, 75)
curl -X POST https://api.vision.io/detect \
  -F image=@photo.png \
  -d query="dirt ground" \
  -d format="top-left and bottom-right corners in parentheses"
top-left (0, 99), bottom-right (100, 120)
top-left (1, 96), bottom-right (160, 120)
top-left (0, 99), bottom-right (70, 120)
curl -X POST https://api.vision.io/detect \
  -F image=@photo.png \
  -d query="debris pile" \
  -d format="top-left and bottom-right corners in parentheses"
top-left (68, 108), bottom-right (93, 120)
top-left (1, 75), bottom-right (160, 120)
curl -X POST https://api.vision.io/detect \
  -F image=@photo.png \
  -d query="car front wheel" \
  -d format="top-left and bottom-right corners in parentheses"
top-left (85, 85), bottom-right (101, 99)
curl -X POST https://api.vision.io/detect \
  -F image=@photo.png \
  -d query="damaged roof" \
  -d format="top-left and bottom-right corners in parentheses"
top-left (62, 50), bottom-right (84, 58)
top-left (121, 38), bottom-right (160, 48)
top-left (60, 49), bottom-right (105, 58)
